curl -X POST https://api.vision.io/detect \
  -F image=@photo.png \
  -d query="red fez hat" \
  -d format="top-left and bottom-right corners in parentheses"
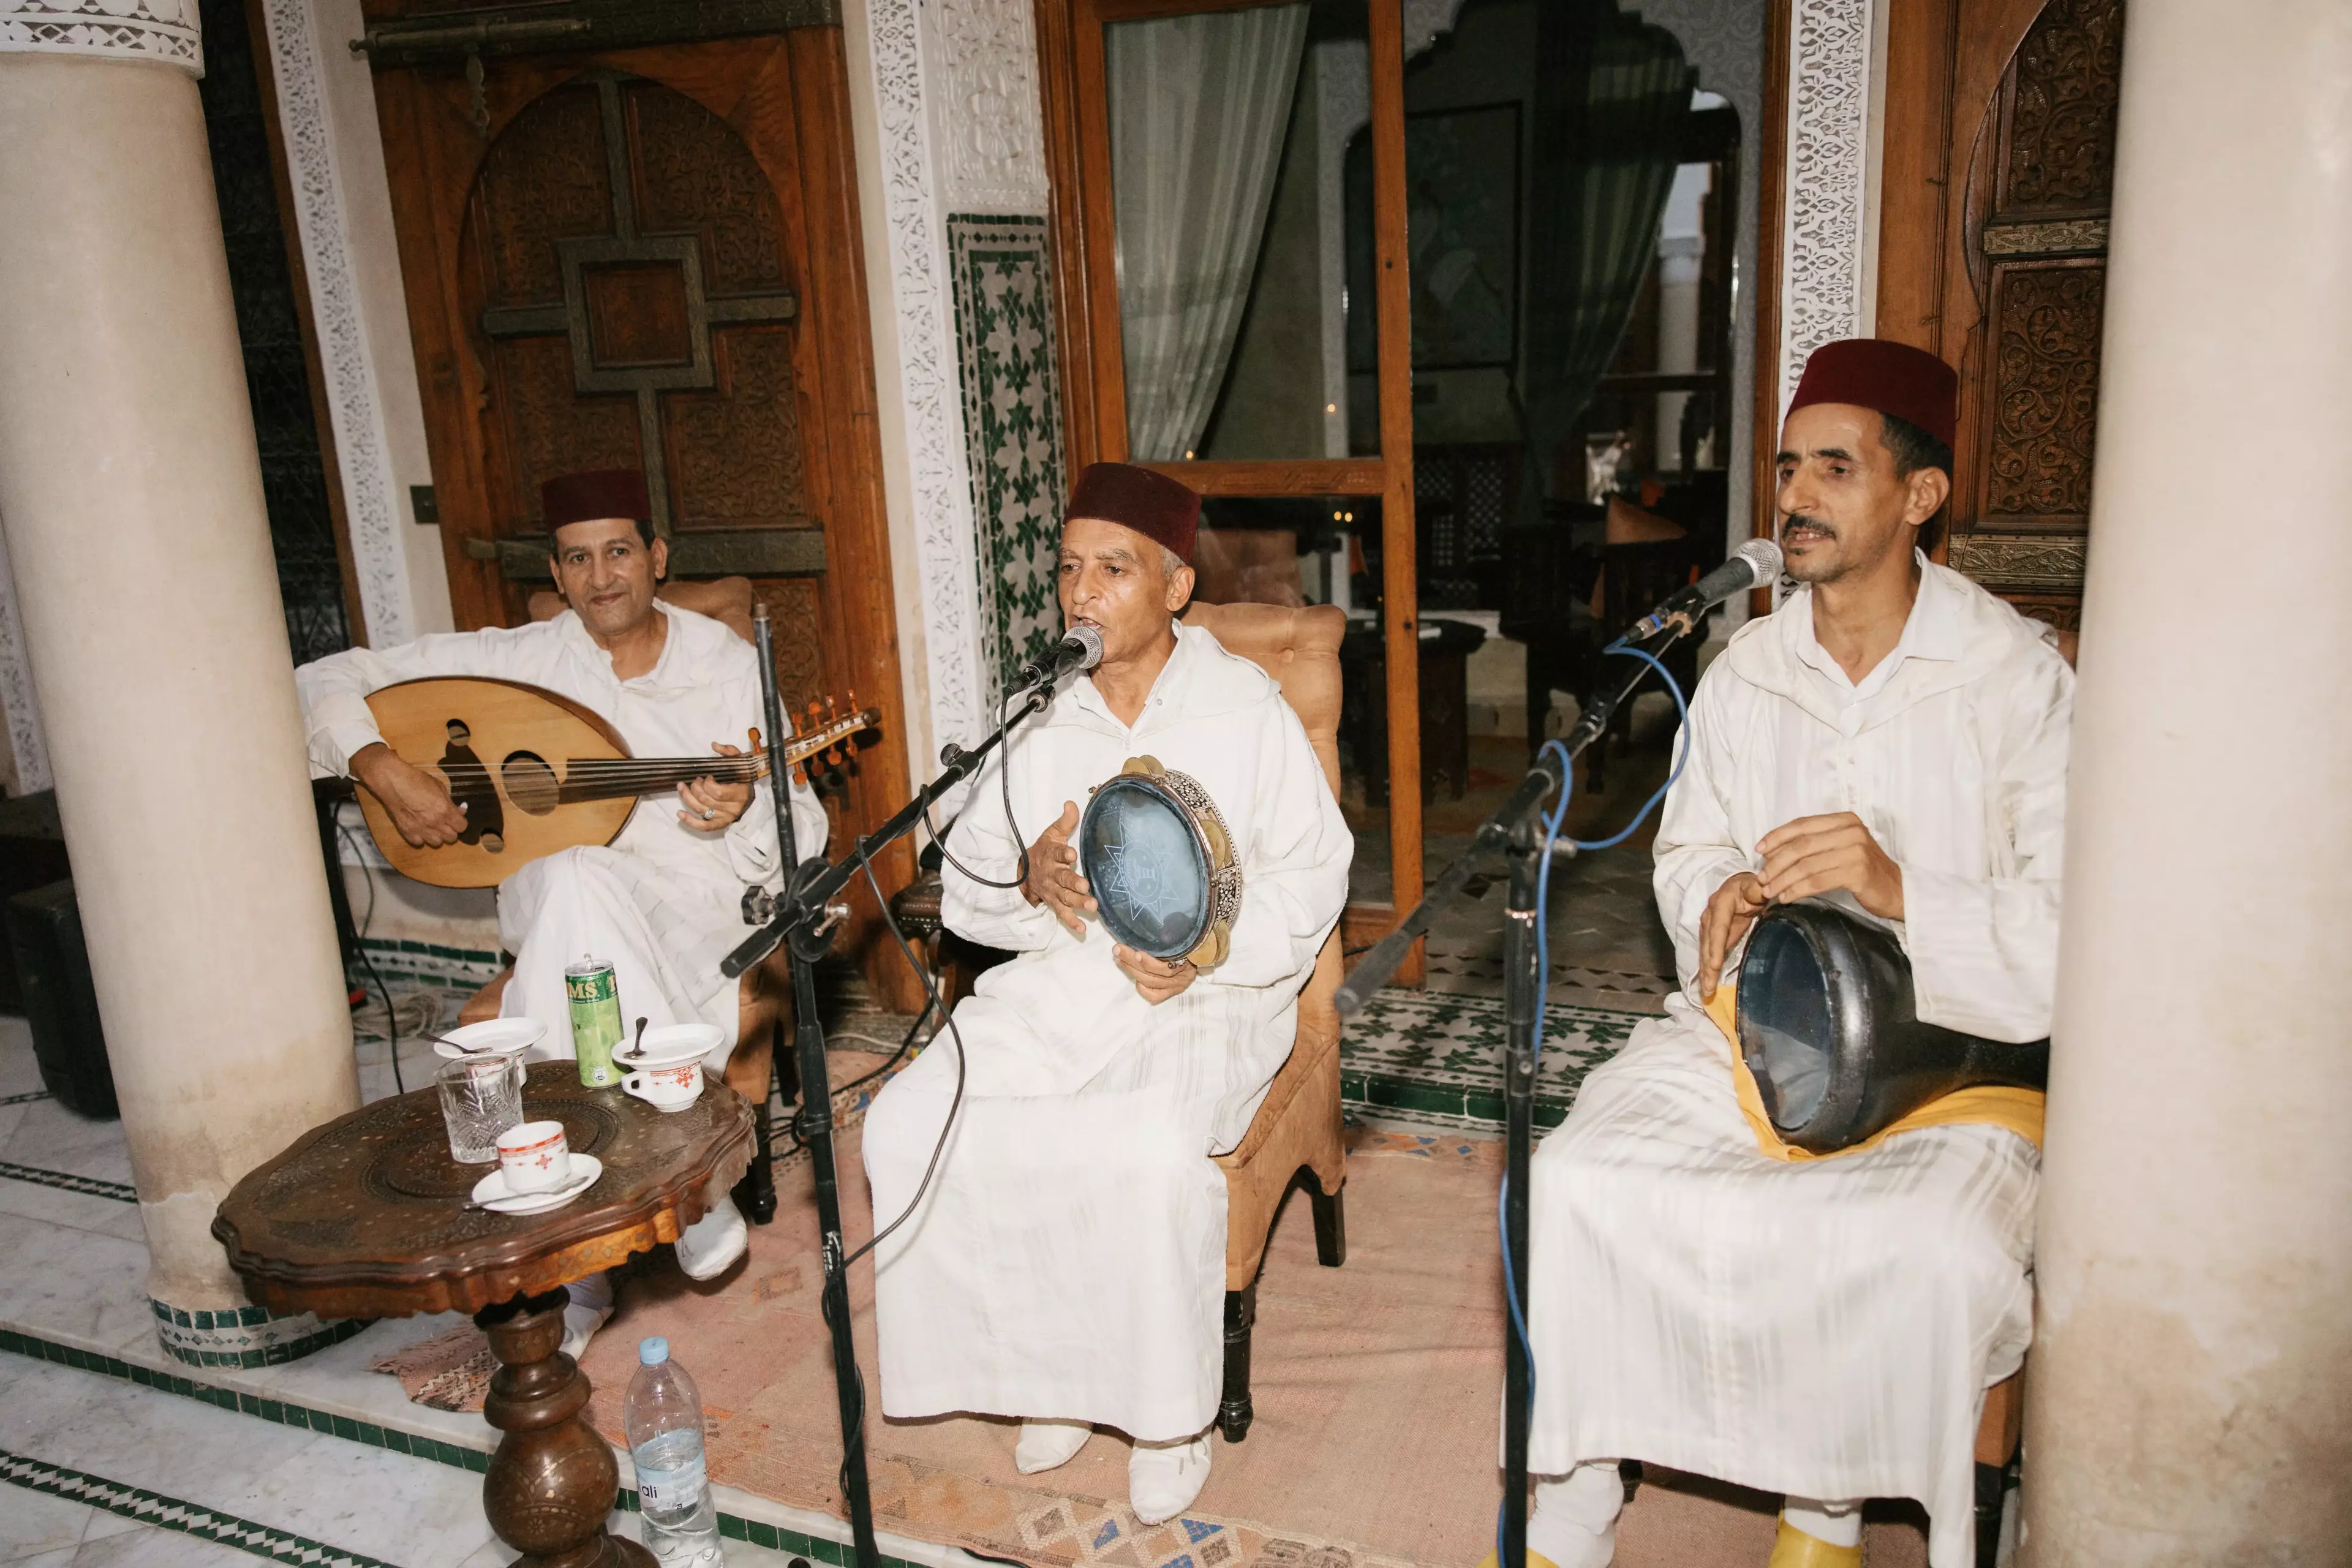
top-left (1066, 462), bottom-right (1201, 564)
top-left (541, 469), bottom-right (651, 530)
top-left (1787, 339), bottom-right (1958, 451)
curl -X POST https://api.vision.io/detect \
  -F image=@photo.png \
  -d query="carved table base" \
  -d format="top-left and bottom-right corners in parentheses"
top-left (478, 1291), bottom-right (656, 1568)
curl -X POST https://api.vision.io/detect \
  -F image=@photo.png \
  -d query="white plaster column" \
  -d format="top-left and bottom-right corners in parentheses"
top-left (0, 45), bottom-right (361, 1363)
top-left (2024, 2), bottom-right (2352, 1559)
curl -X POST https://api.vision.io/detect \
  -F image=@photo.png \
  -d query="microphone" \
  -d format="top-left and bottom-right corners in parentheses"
top-left (1011, 623), bottom-right (1105, 690)
top-left (1624, 538), bottom-right (1784, 641)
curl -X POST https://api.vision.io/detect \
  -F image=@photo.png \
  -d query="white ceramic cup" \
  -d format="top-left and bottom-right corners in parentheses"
top-left (495, 1120), bottom-right (571, 1194)
top-left (623, 1059), bottom-right (703, 1111)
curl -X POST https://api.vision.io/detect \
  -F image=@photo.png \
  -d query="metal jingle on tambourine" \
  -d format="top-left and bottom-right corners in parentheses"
top-left (1076, 756), bottom-right (1240, 968)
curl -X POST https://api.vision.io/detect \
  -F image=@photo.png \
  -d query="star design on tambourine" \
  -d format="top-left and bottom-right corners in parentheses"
top-left (1077, 756), bottom-right (1241, 968)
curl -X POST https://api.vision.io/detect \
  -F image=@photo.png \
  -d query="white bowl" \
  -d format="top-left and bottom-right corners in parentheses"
top-left (617, 1021), bottom-right (724, 1067)
top-left (433, 1017), bottom-right (548, 1061)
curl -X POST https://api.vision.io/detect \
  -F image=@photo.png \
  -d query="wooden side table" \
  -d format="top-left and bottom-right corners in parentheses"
top-left (213, 1062), bottom-right (754, 1568)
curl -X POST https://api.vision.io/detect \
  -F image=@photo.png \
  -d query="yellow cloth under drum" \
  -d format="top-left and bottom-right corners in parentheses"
top-left (1702, 979), bottom-right (2045, 1161)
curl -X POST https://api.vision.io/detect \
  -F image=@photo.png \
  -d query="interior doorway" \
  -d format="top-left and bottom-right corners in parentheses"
top-left (1038, 0), bottom-right (1746, 997)
top-left (358, 9), bottom-right (919, 1006)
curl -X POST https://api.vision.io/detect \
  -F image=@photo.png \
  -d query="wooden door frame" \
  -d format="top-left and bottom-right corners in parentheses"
top-left (368, 31), bottom-right (922, 1008)
top-left (1034, 0), bottom-right (1426, 975)
top-left (1752, 0), bottom-right (2059, 562)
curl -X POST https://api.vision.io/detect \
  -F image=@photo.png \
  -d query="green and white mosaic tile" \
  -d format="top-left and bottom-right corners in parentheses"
top-left (947, 213), bottom-right (1066, 704)
top-left (1341, 989), bottom-right (1654, 1131)
top-left (0, 1447), bottom-right (404, 1567)
top-left (150, 1298), bottom-right (369, 1371)
top-left (0, 1156), bottom-right (135, 1202)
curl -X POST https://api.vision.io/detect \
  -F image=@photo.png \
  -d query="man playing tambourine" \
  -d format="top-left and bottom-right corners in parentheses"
top-left (861, 463), bottom-right (1352, 1524)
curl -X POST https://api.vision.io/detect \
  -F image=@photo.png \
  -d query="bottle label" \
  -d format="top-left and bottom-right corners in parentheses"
top-left (636, 1453), bottom-right (707, 1513)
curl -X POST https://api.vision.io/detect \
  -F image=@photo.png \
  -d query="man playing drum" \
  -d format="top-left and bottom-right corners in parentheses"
top-left (295, 468), bottom-right (829, 1350)
top-left (861, 462), bottom-right (1352, 1523)
top-left (1509, 341), bottom-right (2072, 1568)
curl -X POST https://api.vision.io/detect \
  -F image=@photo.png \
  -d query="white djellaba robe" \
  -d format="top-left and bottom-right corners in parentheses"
top-left (1526, 559), bottom-right (2071, 1568)
top-left (296, 602), bottom-right (829, 1073)
top-left (862, 623), bottom-right (1352, 1441)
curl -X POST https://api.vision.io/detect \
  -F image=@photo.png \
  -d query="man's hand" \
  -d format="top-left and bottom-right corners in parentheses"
top-left (1696, 871), bottom-right (1769, 1001)
top-left (677, 742), bottom-right (755, 832)
top-left (1756, 812), bottom-right (1905, 921)
top-left (1022, 800), bottom-right (1096, 936)
top-left (1114, 944), bottom-right (1197, 1005)
top-left (350, 742), bottom-right (468, 848)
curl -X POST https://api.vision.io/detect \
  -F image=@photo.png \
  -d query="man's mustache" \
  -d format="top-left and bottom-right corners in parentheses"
top-left (1782, 514), bottom-right (1837, 540)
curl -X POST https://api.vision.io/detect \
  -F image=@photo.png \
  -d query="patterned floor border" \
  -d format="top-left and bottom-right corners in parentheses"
top-left (0, 1156), bottom-right (137, 1202)
top-left (2, 1087), bottom-right (55, 1106)
top-left (1341, 988), bottom-right (1655, 1130)
top-left (0, 1324), bottom-right (905, 1568)
top-left (0, 1447), bottom-right (404, 1568)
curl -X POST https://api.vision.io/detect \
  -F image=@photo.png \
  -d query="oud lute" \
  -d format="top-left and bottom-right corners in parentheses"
top-left (356, 677), bottom-right (877, 888)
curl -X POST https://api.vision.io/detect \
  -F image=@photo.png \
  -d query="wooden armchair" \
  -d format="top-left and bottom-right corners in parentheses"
top-left (1181, 600), bottom-right (1351, 1444)
top-left (459, 576), bottom-right (798, 1223)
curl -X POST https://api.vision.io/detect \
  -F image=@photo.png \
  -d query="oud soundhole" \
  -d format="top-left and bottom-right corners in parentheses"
top-left (502, 751), bottom-right (560, 815)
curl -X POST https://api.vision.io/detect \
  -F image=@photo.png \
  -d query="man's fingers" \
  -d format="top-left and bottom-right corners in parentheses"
top-left (1755, 812), bottom-right (1863, 856)
top-left (1763, 847), bottom-right (1860, 900)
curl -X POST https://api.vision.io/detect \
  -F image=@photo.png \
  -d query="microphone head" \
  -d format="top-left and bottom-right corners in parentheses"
top-left (1733, 537), bottom-right (1784, 585)
top-left (1066, 623), bottom-right (1105, 671)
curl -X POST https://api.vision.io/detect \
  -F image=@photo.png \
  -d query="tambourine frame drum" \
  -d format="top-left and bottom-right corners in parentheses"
top-left (1735, 898), bottom-right (2049, 1153)
top-left (1076, 756), bottom-right (1242, 967)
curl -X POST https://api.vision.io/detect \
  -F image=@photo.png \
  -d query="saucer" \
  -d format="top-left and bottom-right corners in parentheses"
top-left (470, 1154), bottom-right (601, 1215)
top-left (435, 1018), bottom-right (547, 1061)
top-left (615, 1022), bottom-right (723, 1068)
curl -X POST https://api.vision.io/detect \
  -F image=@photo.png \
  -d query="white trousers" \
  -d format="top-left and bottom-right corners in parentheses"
top-left (497, 846), bottom-right (741, 1071)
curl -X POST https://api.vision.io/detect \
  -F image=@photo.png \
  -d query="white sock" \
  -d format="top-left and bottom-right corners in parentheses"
top-left (1783, 1496), bottom-right (1862, 1548)
top-left (560, 1272), bottom-right (615, 1359)
top-left (1525, 1461), bottom-right (1621, 1566)
top-left (674, 1193), bottom-right (748, 1281)
top-left (1014, 1419), bottom-right (1091, 1475)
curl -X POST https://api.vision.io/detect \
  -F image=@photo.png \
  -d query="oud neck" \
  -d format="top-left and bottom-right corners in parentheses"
top-left (558, 754), bottom-right (769, 805)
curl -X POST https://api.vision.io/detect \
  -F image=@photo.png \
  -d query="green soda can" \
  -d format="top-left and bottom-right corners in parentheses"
top-left (565, 956), bottom-right (624, 1088)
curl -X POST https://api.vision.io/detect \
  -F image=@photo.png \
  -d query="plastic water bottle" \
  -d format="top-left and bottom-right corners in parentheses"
top-left (624, 1336), bottom-right (723, 1566)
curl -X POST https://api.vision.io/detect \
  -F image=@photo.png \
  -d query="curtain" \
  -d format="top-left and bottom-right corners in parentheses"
top-left (1107, 4), bottom-right (1310, 462)
top-left (1516, 6), bottom-right (1694, 514)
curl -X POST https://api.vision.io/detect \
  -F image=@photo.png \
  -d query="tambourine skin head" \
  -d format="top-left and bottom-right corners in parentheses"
top-left (1077, 757), bottom-right (1242, 967)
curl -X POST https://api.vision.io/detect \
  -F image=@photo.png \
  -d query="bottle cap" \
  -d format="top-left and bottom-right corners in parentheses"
top-left (638, 1336), bottom-right (669, 1366)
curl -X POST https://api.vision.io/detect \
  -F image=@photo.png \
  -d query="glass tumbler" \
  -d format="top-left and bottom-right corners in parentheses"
top-left (437, 1054), bottom-right (524, 1164)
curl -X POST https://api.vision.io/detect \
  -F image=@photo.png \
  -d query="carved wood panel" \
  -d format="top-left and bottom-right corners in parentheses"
top-left (475, 84), bottom-right (612, 307)
top-left (1983, 259), bottom-right (2103, 526)
top-left (461, 71), bottom-right (813, 550)
top-left (1944, 0), bottom-right (2124, 623)
top-left (1996, 0), bottom-right (2125, 215)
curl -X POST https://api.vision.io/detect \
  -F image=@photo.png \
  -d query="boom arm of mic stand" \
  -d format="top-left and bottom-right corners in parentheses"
top-left (722, 680), bottom-right (1053, 981)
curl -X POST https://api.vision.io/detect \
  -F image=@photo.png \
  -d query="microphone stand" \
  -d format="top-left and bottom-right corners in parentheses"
top-left (729, 605), bottom-right (1060, 1568)
top-left (1333, 617), bottom-right (1697, 1568)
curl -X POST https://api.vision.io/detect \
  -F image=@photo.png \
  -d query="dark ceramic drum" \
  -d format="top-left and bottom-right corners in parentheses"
top-left (1736, 897), bottom-right (2049, 1153)
top-left (1077, 756), bottom-right (1242, 967)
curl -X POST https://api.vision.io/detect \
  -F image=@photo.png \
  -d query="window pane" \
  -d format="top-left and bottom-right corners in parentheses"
top-left (1106, 1), bottom-right (1376, 461)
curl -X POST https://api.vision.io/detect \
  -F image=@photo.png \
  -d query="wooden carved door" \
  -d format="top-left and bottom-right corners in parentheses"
top-left (1944, 0), bottom-right (2124, 633)
top-left (1874, 0), bottom-right (2125, 636)
top-left (366, 16), bottom-right (919, 1003)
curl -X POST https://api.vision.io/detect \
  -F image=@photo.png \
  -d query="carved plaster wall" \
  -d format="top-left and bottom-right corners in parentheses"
top-left (0, 0), bottom-right (202, 72)
top-left (853, 0), bottom-right (1060, 774)
top-left (257, 0), bottom-right (418, 647)
top-left (1771, 0), bottom-right (1883, 417)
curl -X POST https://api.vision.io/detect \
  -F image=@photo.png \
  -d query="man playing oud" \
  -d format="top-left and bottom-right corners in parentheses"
top-left (1510, 342), bottom-right (2071, 1568)
top-left (295, 468), bottom-right (828, 1345)
top-left (862, 463), bottom-right (1352, 1525)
